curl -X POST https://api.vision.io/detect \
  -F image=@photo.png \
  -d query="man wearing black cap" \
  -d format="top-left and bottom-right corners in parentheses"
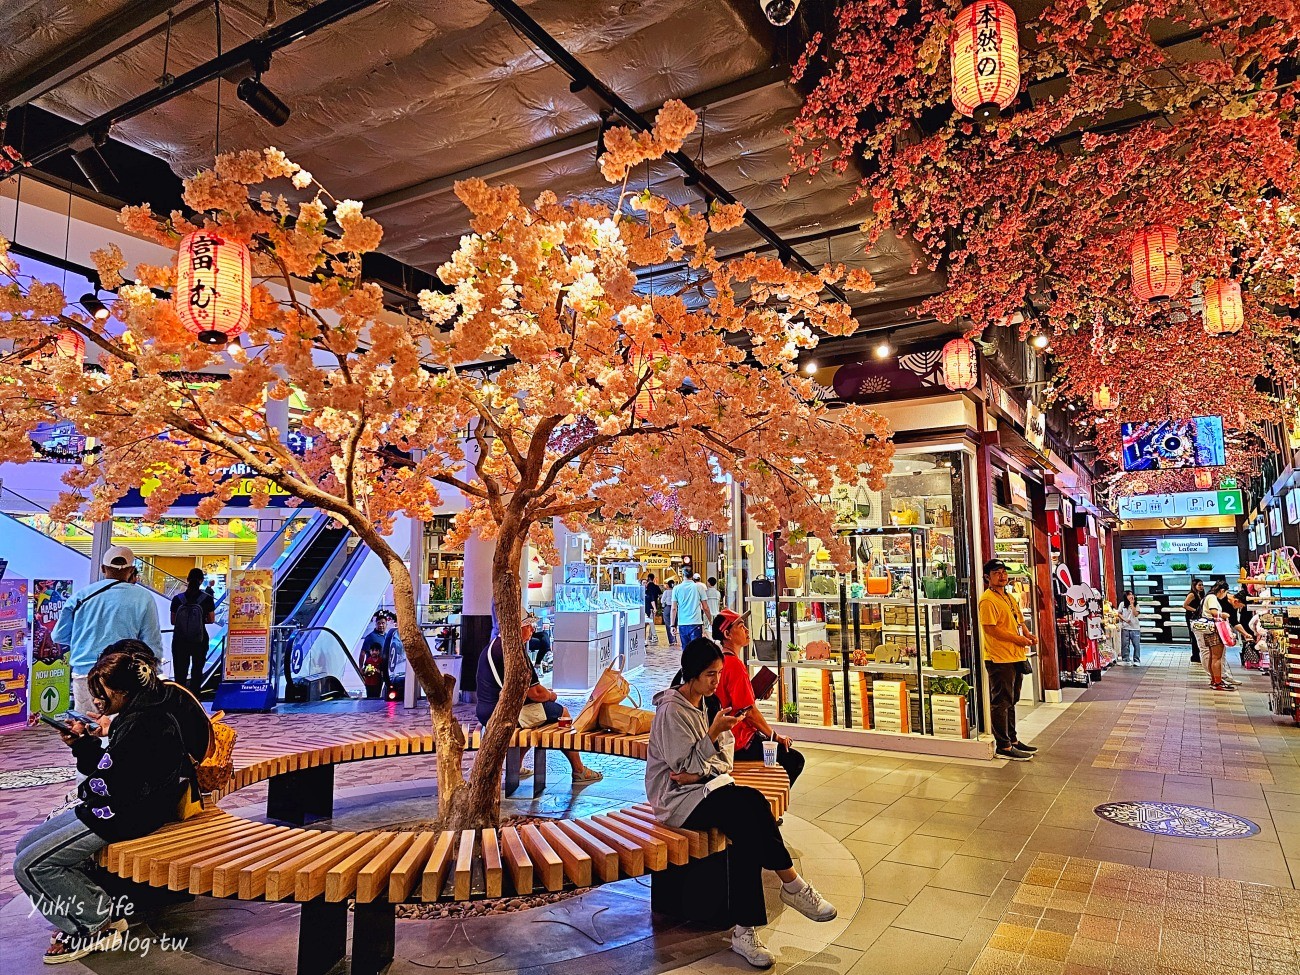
top-left (979, 559), bottom-right (1037, 761)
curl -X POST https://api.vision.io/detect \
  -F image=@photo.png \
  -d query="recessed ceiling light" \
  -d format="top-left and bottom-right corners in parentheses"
top-left (873, 338), bottom-right (892, 359)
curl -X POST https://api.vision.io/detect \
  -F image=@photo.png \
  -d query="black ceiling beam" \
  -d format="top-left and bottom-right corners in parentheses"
top-left (482, 0), bottom-right (847, 304)
top-left (0, 0), bottom-right (211, 110)
top-left (2, 0), bottom-right (386, 179)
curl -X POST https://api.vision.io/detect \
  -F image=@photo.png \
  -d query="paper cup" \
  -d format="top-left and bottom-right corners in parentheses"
top-left (762, 739), bottom-right (778, 767)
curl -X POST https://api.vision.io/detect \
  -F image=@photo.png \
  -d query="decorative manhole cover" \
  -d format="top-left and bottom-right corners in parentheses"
top-left (0, 766), bottom-right (77, 790)
top-left (1095, 800), bottom-right (1260, 839)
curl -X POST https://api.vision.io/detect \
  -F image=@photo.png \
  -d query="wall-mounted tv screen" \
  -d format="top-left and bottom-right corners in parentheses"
top-left (1120, 416), bottom-right (1226, 472)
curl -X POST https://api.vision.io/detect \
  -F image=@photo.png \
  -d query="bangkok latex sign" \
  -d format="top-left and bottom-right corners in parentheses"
top-left (1116, 490), bottom-right (1243, 520)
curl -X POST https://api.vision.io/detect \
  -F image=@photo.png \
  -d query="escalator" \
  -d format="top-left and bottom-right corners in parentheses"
top-left (273, 520), bottom-right (351, 626)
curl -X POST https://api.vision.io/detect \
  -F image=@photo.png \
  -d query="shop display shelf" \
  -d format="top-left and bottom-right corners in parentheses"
top-left (781, 658), bottom-right (970, 679)
top-left (848, 596), bottom-right (966, 606)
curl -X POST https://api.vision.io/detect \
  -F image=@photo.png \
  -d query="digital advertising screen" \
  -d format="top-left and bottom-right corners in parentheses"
top-left (1120, 416), bottom-right (1226, 472)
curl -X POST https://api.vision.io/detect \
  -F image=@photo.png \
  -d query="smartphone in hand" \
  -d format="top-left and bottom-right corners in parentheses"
top-left (39, 714), bottom-right (81, 736)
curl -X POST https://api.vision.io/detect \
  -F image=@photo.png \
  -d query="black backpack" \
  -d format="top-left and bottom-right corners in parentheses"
top-left (174, 592), bottom-right (207, 648)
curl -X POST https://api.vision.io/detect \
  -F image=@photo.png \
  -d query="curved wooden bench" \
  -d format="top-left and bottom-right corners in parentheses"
top-left (98, 721), bottom-right (790, 975)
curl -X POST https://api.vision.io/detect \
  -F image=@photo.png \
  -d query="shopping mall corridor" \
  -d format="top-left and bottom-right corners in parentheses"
top-left (2, 646), bottom-right (1299, 975)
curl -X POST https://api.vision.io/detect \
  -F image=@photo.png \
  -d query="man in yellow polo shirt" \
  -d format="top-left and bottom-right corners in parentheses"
top-left (978, 559), bottom-right (1038, 762)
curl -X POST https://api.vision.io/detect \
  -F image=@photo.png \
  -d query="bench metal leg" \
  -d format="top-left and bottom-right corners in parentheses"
top-left (298, 898), bottom-right (347, 975)
top-left (267, 764), bottom-right (335, 825)
top-left (533, 747), bottom-right (547, 799)
top-left (504, 746), bottom-right (521, 796)
top-left (352, 901), bottom-right (396, 975)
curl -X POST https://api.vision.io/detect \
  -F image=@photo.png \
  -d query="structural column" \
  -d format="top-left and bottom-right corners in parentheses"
top-left (460, 531), bottom-right (494, 695)
top-left (88, 516), bottom-right (114, 580)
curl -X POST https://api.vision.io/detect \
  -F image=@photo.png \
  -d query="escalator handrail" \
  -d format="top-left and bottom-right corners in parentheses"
top-left (267, 509), bottom-right (328, 573)
top-left (277, 525), bottom-right (354, 627)
top-left (254, 507), bottom-right (314, 570)
top-left (273, 623), bottom-right (368, 685)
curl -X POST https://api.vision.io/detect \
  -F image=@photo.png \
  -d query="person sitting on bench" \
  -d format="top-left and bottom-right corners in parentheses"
top-left (645, 637), bottom-right (835, 969)
top-left (15, 647), bottom-right (187, 964)
top-left (476, 612), bottom-right (602, 783)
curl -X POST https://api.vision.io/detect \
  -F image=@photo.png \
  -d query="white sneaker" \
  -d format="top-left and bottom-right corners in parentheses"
top-left (731, 926), bottom-right (776, 968)
top-left (781, 880), bottom-right (838, 921)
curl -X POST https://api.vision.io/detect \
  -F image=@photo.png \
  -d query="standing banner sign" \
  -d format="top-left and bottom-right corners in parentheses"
top-left (29, 580), bottom-right (73, 717)
top-left (0, 579), bottom-right (31, 731)
top-left (213, 568), bottom-right (276, 712)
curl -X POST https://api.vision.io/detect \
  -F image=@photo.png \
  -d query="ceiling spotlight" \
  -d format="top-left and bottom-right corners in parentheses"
top-left (1030, 333), bottom-right (1049, 349)
top-left (804, 360), bottom-right (818, 375)
top-left (70, 134), bottom-right (116, 194)
top-left (873, 337), bottom-right (893, 360)
top-left (237, 76), bottom-right (291, 127)
top-left (759, 0), bottom-right (801, 26)
top-left (80, 293), bottom-right (110, 322)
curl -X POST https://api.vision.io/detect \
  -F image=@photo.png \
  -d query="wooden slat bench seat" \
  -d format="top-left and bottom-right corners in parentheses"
top-left (98, 720), bottom-right (789, 975)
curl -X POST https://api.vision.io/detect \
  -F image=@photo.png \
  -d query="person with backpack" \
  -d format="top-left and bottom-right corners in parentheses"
top-left (170, 569), bottom-right (216, 696)
top-left (15, 643), bottom-right (188, 963)
top-left (53, 546), bottom-right (164, 713)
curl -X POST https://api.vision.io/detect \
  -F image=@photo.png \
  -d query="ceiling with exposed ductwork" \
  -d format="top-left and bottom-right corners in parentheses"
top-left (0, 0), bottom-right (946, 334)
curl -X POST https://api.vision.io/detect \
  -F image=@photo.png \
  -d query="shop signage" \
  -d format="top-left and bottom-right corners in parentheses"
top-left (1024, 401), bottom-right (1047, 454)
top-left (1007, 471), bottom-right (1030, 512)
top-left (1157, 538), bottom-right (1209, 554)
top-left (1287, 491), bottom-right (1299, 526)
top-left (1115, 490), bottom-right (1243, 520)
top-left (0, 579), bottom-right (30, 731)
top-left (214, 568), bottom-right (276, 712)
top-left (1270, 507), bottom-right (1283, 537)
top-left (29, 580), bottom-right (73, 718)
top-left (831, 340), bottom-right (962, 404)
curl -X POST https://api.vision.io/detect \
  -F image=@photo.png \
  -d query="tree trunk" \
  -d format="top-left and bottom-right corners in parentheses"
top-left (384, 552), bottom-right (468, 821)
top-left (441, 519), bottom-right (529, 830)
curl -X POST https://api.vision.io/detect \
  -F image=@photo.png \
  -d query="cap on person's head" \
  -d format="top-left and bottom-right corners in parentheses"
top-left (694, 573), bottom-right (702, 581)
top-left (521, 612), bottom-right (541, 629)
top-left (102, 545), bottom-right (136, 569)
top-left (713, 607), bottom-right (750, 640)
top-left (983, 558), bottom-right (1009, 576)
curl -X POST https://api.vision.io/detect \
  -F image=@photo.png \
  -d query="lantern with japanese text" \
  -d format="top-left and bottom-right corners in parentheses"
top-left (53, 329), bottom-right (85, 367)
top-left (941, 337), bottom-right (978, 390)
top-left (175, 231), bottom-right (252, 345)
top-left (950, 1), bottom-right (1020, 122)
top-left (1193, 469), bottom-right (1213, 490)
top-left (1092, 384), bottom-right (1116, 411)
top-left (1130, 225), bottom-right (1183, 302)
top-left (1203, 279), bottom-right (1244, 335)
top-left (632, 342), bottom-right (667, 421)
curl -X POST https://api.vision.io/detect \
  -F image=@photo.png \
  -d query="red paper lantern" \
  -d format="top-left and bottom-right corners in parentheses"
top-left (950, 1), bottom-right (1020, 122)
top-left (1203, 279), bottom-right (1243, 335)
top-left (53, 329), bottom-right (85, 367)
top-left (1194, 469), bottom-right (1213, 490)
top-left (1130, 225), bottom-right (1183, 302)
top-left (1092, 384), bottom-right (1116, 411)
top-left (175, 230), bottom-right (252, 345)
top-left (632, 342), bottom-right (667, 421)
top-left (941, 337), bottom-right (978, 390)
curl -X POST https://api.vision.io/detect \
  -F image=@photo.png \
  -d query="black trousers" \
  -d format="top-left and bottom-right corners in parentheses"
top-left (1186, 614), bottom-right (1201, 662)
top-left (733, 737), bottom-right (806, 786)
top-left (985, 661), bottom-right (1024, 750)
top-left (682, 784), bottom-right (793, 928)
top-left (172, 641), bottom-right (206, 695)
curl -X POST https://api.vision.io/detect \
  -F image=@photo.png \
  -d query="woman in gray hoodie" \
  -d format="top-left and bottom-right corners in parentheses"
top-left (646, 638), bottom-right (836, 969)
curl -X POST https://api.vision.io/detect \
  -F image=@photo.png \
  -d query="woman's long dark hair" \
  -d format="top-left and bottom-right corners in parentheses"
top-left (185, 567), bottom-right (204, 599)
top-left (88, 639), bottom-right (161, 702)
top-left (680, 637), bottom-right (725, 682)
top-left (1122, 590), bottom-right (1136, 606)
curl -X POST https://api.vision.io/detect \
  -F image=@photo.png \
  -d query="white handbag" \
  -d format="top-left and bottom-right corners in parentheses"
top-left (487, 641), bottom-right (550, 728)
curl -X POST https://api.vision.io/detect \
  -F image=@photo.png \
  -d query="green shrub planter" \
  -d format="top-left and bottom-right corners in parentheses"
top-left (1132, 563), bottom-right (1147, 572)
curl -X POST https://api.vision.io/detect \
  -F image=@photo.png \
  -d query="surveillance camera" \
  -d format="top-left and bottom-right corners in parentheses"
top-left (759, 0), bottom-right (800, 27)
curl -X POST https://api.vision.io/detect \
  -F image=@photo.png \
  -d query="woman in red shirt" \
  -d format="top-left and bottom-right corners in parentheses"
top-left (712, 609), bottom-right (805, 785)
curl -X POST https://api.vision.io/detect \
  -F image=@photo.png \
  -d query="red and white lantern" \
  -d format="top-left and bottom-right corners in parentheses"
top-left (1092, 384), bottom-right (1116, 411)
top-left (950, 1), bottom-right (1020, 122)
top-left (175, 230), bottom-right (252, 345)
top-left (53, 329), bottom-right (85, 367)
top-left (1130, 225), bottom-right (1183, 302)
top-left (941, 337), bottom-right (978, 390)
top-left (1194, 469), bottom-right (1213, 490)
top-left (1203, 279), bottom-right (1243, 335)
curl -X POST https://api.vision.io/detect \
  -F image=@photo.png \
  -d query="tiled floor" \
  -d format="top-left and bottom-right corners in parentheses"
top-left (4, 640), bottom-right (1300, 974)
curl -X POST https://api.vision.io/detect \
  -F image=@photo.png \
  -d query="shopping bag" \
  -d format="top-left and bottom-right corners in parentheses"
top-left (751, 622), bottom-right (781, 662)
top-left (598, 703), bottom-right (655, 735)
top-left (1215, 618), bottom-right (1237, 648)
top-left (573, 664), bottom-right (631, 733)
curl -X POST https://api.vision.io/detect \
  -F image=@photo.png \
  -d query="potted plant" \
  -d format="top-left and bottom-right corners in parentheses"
top-left (1132, 562), bottom-right (1147, 571)
top-left (780, 702), bottom-right (799, 723)
top-left (1198, 562), bottom-right (1214, 571)
top-left (1171, 562), bottom-right (1188, 572)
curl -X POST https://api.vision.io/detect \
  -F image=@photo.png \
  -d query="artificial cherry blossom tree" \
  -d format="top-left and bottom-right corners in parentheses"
top-left (0, 103), bottom-right (892, 828)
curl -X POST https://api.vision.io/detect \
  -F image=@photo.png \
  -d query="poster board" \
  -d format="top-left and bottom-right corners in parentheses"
top-left (213, 568), bottom-right (276, 712)
top-left (0, 579), bottom-right (31, 730)
top-left (29, 580), bottom-right (73, 717)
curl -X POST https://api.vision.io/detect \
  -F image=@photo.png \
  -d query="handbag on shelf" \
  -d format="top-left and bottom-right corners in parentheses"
top-left (853, 485), bottom-right (874, 526)
top-left (751, 622), bottom-right (781, 663)
top-left (784, 564), bottom-right (805, 591)
top-left (866, 553), bottom-right (892, 596)
top-left (994, 515), bottom-right (1022, 539)
top-left (930, 648), bottom-right (961, 671)
top-left (751, 578), bottom-right (774, 598)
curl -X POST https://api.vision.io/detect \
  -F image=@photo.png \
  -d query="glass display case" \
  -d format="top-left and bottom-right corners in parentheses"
top-left (748, 447), bottom-right (982, 741)
top-left (555, 583), bottom-right (599, 614)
